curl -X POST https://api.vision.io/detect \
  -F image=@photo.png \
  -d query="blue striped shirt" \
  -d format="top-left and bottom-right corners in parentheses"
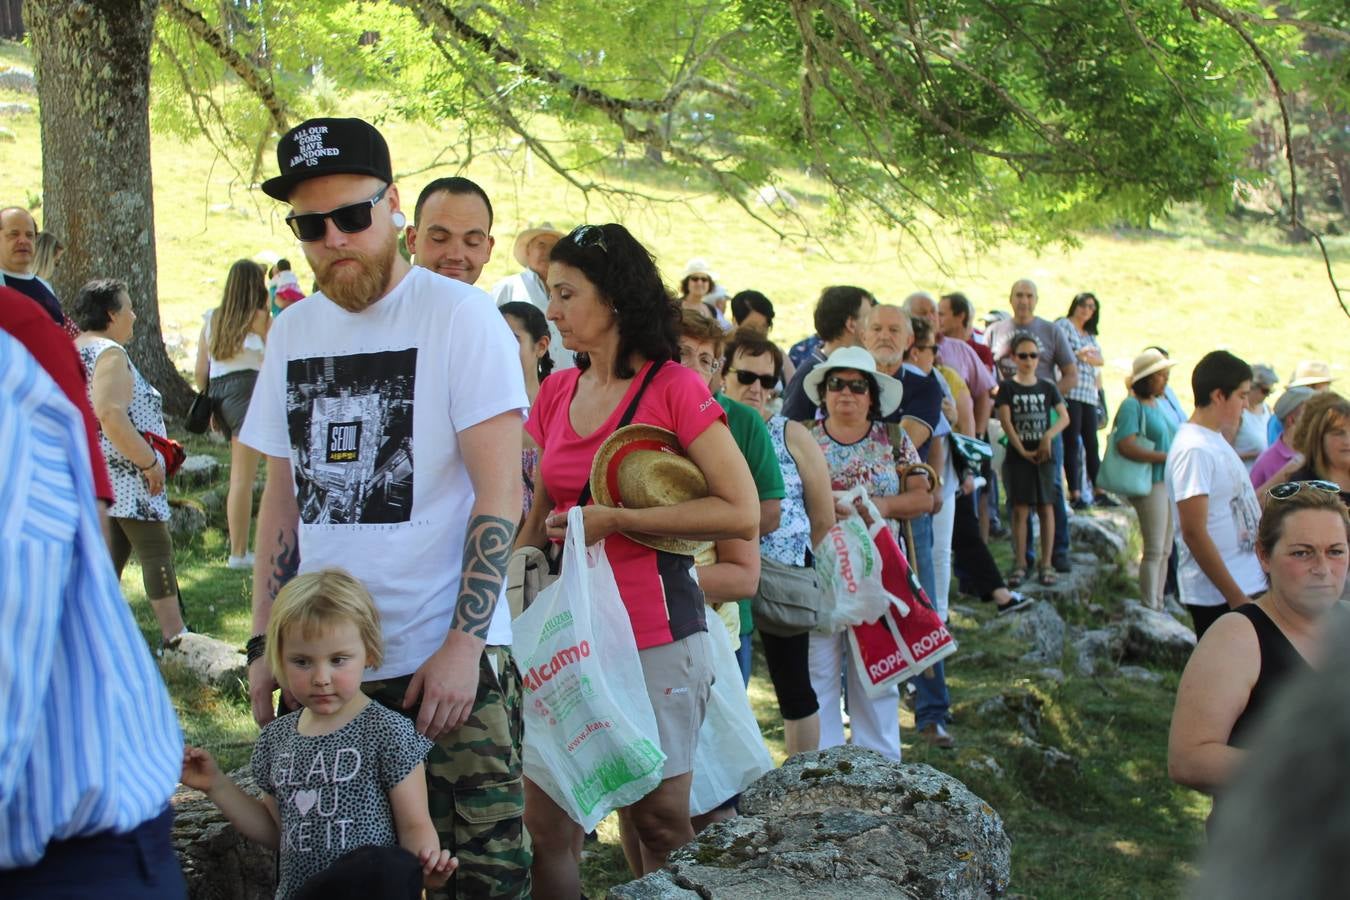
top-left (0, 330), bottom-right (183, 869)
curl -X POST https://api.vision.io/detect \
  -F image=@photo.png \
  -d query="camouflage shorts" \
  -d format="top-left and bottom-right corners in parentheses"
top-left (365, 645), bottom-right (532, 899)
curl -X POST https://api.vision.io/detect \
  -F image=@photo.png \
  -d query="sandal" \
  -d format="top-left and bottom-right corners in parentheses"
top-left (1038, 568), bottom-right (1058, 586)
top-left (1007, 567), bottom-right (1027, 588)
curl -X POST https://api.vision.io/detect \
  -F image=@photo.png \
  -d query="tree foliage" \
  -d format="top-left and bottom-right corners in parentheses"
top-left (154, 3), bottom-right (1348, 247)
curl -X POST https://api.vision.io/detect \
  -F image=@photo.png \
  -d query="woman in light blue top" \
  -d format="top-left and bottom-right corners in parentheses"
top-left (1113, 350), bottom-right (1181, 610)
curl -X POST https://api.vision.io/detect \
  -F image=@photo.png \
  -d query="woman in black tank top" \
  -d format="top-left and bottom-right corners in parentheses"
top-left (1168, 482), bottom-right (1348, 806)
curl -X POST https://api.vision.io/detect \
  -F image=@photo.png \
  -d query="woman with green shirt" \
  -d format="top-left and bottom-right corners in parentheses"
top-left (1114, 350), bottom-right (1180, 610)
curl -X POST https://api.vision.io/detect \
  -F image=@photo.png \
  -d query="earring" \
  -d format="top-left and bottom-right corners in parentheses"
top-left (391, 211), bottom-right (407, 228)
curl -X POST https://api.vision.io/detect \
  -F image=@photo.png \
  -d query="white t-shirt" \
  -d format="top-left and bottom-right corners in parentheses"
top-left (241, 266), bottom-right (529, 679)
top-left (489, 269), bottom-right (575, 371)
top-left (1234, 406), bottom-right (1271, 472)
top-left (1165, 422), bottom-right (1265, 607)
top-left (203, 308), bottom-right (266, 378)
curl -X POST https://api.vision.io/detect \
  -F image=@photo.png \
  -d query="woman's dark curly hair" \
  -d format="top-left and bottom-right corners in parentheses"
top-left (550, 223), bottom-right (679, 378)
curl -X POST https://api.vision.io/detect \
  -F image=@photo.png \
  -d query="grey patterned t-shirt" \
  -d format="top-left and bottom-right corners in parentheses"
top-left (251, 699), bottom-right (433, 899)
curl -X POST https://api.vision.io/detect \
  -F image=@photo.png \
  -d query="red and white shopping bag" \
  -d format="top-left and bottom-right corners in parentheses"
top-left (848, 519), bottom-right (958, 697)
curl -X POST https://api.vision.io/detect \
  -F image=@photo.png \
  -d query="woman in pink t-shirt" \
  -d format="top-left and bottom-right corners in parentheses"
top-left (517, 224), bottom-right (758, 895)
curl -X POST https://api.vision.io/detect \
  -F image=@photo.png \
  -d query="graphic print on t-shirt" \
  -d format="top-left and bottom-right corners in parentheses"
top-left (286, 349), bottom-right (416, 525)
top-left (1008, 383), bottom-right (1051, 444)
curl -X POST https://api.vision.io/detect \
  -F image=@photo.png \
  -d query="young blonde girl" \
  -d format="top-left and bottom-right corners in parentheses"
top-left (182, 569), bottom-right (456, 898)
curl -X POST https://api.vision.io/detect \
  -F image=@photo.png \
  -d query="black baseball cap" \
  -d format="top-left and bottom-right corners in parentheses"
top-left (261, 117), bottom-right (393, 201)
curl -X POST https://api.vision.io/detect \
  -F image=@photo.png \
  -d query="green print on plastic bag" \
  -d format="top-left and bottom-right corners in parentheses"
top-left (571, 739), bottom-right (666, 814)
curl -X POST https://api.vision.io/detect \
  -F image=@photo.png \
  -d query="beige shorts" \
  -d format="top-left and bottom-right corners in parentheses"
top-left (640, 631), bottom-right (714, 779)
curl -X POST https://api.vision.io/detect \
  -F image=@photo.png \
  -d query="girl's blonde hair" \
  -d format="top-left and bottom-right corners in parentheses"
top-left (266, 568), bottom-right (383, 681)
top-left (34, 232), bottom-right (63, 281)
top-left (209, 259), bottom-right (267, 361)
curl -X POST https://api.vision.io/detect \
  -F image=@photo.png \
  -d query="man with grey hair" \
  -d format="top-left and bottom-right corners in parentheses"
top-left (986, 279), bottom-right (1077, 572)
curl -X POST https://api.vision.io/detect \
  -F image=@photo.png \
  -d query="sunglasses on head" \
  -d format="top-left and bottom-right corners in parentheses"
top-left (826, 375), bottom-right (870, 395)
top-left (728, 369), bottom-right (776, 389)
top-left (1016, 351), bottom-right (1039, 360)
top-left (567, 224), bottom-right (608, 253)
top-left (285, 184), bottom-right (390, 242)
top-left (1267, 480), bottom-right (1341, 501)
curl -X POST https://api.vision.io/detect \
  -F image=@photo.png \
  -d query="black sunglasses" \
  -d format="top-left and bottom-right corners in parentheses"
top-left (826, 375), bottom-right (870, 395)
top-left (728, 369), bottom-right (776, 389)
top-left (567, 224), bottom-right (608, 253)
top-left (1267, 480), bottom-right (1342, 501)
top-left (1016, 351), bottom-right (1039, 360)
top-left (286, 184), bottom-right (390, 242)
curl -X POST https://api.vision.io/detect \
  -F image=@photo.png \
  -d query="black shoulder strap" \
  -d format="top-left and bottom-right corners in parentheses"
top-left (575, 360), bottom-right (665, 508)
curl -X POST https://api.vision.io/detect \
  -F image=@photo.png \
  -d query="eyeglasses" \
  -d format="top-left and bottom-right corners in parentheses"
top-left (826, 375), bottom-right (870, 395)
top-left (687, 275), bottom-right (711, 284)
top-left (1016, 351), bottom-right (1039, 360)
top-left (568, 224), bottom-right (607, 254)
top-left (1267, 480), bottom-right (1342, 501)
top-left (679, 346), bottom-right (721, 372)
top-left (728, 369), bottom-right (776, 389)
top-left (285, 184), bottom-right (390, 242)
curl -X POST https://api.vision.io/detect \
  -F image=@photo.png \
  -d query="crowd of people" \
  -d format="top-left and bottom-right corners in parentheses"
top-left (1, 115), bottom-right (1347, 900)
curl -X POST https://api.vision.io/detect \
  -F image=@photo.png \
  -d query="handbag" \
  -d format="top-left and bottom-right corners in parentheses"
top-left (185, 387), bottom-right (212, 434)
top-left (142, 431), bottom-right (186, 478)
top-left (751, 556), bottom-right (820, 637)
top-left (1096, 400), bottom-right (1153, 498)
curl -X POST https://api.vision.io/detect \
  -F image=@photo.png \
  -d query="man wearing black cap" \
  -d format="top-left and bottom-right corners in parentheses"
top-left (241, 117), bottom-right (531, 898)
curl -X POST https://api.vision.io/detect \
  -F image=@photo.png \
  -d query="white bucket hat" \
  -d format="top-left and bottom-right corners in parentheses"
top-left (804, 346), bottom-right (904, 417)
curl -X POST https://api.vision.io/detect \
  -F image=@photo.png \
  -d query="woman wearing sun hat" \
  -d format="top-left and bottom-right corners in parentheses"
top-left (802, 345), bottom-right (936, 761)
top-left (516, 223), bottom-right (758, 894)
top-left (1110, 349), bottom-right (1180, 609)
top-left (678, 258), bottom-right (730, 329)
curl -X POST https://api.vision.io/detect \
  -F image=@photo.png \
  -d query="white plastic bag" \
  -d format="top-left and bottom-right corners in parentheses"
top-left (813, 486), bottom-right (901, 632)
top-left (513, 506), bottom-right (667, 831)
top-left (689, 608), bottom-right (775, 816)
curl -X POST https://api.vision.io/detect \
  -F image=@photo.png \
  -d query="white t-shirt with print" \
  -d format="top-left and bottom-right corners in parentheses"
top-left (241, 266), bottom-right (529, 679)
top-left (1165, 422), bottom-right (1265, 607)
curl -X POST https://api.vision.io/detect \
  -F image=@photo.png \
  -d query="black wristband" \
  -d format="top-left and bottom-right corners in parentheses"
top-left (245, 634), bottom-right (267, 665)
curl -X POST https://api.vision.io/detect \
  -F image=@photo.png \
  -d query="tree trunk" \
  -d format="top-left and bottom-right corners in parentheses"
top-left (26, 0), bottom-right (193, 414)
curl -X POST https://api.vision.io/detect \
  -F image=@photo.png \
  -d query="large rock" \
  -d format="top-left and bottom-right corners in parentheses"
top-left (0, 67), bottom-right (36, 94)
top-left (984, 600), bottom-right (1065, 665)
top-left (1071, 626), bottom-right (1125, 677)
top-left (176, 454), bottom-right (222, 488)
top-left (1069, 515), bottom-right (1129, 564)
top-left (1121, 600), bottom-right (1196, 668)
top-left (1017, 563), bottom-right (1098, 607)
top-left (609, 746), bottom-right (1010, 898)
top-left (162, 633), bottom-right (247, 691)
top-left (174, 772), bottom-right (275, 900)
top-left (169, 498), bottom-right (209, 540)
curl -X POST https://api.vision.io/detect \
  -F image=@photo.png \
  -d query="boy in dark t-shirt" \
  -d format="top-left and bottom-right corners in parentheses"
top-left (995, 333), bottom-right (1068, 587)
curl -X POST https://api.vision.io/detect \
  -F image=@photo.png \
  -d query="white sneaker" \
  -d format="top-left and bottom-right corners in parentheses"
top-left (227, 553), bottom-right (255, 570)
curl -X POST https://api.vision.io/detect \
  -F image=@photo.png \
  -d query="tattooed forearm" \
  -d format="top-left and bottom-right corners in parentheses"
top-left (452, 514), bottom-right (516, 639)
top-left (267, 528), bottom-right (300, 601)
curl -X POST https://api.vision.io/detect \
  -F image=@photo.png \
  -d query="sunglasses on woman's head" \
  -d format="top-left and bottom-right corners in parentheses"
top-left (728, 369), bottom-right (776, 389)
top-left (826, 375), bottom-right (870, 395)
top-left (1267, 480), bottom-right (1341, 501)
top-left (1016, 351), bottom-right (1039, 360)
top-left (568, 224), bottom-right (607, 254)
top-left (285, 184), bottom-right (390, 242)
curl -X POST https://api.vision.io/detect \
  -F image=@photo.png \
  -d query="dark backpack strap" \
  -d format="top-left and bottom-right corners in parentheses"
top-left (575, 360), bottom-right (665, 509)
